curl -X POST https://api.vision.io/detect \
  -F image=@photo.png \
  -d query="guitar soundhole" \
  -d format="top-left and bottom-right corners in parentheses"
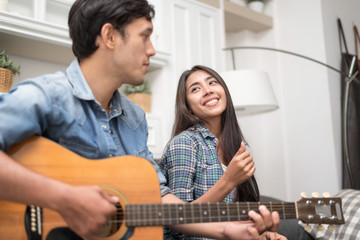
top-left (97, 202), bottom-right (124, 238)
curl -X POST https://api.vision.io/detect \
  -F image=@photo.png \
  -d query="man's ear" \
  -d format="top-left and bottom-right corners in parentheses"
top-left (98, 23), bottom-right (117, 50)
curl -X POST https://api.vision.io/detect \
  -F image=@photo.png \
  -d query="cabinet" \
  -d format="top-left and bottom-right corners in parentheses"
top-left (172, 0), bottom-right (222, 75)
top-left (0, 0), bottom-right (169, 69)
top-left (146, 114), bottom-right (163, 160)
top-left (196, 0), bottom-right (273, 32)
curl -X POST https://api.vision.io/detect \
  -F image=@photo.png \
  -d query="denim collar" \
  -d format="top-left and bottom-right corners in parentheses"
top-left (66, 59), bottom-right (95, 101)
top-left (66, 59), bottom-right (126, 118)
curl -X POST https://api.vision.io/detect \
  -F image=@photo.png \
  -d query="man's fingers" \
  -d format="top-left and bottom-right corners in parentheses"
top-left (249, 205), bottom-right (274, 234)
top-left (270, 211), bottom-right (280, 232)
top-left (247, 226), bottom-right (260, 239)
top-left (258, 205), bottom-right (272, 229)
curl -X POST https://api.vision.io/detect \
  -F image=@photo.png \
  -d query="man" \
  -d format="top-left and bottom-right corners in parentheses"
top-left (0, 0), bottom-right (280, 239)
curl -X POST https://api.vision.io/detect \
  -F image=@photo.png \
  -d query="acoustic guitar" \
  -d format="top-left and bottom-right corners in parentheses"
top-left (0, 136), bottom-right (345, 239)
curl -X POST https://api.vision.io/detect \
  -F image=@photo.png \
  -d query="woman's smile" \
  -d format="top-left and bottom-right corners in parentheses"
top-left (204, 98), bottom-right (219, 106)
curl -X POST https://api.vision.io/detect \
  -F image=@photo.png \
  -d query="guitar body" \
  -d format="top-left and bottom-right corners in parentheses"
top-left (0, 136), bottom-right (163, 240)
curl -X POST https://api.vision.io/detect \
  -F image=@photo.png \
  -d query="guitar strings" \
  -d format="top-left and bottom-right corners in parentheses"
top-left (122, 202), bottom-right (298, 225)
top-left (38, 200), bottom-right (338, 227)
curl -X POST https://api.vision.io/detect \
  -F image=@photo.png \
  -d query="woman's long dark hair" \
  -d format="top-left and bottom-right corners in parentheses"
top-left (173, 65), bottom-right (259, 202)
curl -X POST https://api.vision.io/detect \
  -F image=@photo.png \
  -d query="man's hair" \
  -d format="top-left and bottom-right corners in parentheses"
top-left (173, 65), bottom-right (260, 202)
top-left (68, 0), bottom-right (155, 60)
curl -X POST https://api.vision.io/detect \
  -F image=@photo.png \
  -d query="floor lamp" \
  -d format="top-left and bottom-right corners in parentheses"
top-left (221, 69), bottom-right (279, 116)
top-left (223, 46), bottom-right (359, 189)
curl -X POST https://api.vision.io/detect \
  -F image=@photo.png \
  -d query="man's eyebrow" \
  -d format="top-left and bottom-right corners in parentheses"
top-left (143, 27), bottom-right (153, 34)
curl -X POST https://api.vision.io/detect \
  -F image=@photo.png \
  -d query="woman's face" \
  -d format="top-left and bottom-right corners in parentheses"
top-left (185, 70), bottom-right (227, 123)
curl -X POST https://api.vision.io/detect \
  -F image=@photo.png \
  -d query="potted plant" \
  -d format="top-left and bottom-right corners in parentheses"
top-left (123, 81), bottom-right (152, 112)
top-left (246, 0), bottom-right (265, 13)
top-left (0, 50), bottom-right (20, 92)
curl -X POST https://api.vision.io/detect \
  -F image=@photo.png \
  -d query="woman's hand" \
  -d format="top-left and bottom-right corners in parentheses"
top-left (223, 142), bottom-right (256, 188)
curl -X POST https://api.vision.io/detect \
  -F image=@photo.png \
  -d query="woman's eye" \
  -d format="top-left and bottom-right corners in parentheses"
top-left (191, 87), bottom-right (199, 93)
top-left (209, 80), bottom-right (218, 85)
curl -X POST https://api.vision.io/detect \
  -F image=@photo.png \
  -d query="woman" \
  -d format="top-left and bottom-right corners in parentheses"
top-left (159, 65), bottom-right (285, 240)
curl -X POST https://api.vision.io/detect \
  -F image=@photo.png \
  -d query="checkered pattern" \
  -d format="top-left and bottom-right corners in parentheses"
top-left (159, 124), bottom-right (231, 203)
top-left (300, 189), bottom-right (360, 239)
top-left (158, 124), bottom-right (231, 240)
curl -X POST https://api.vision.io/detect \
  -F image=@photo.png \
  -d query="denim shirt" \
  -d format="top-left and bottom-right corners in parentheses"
top-left (0, 59), bottom-right (170, 196)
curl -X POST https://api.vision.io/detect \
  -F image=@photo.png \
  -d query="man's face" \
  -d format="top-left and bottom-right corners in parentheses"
top-left (114, 17), bottom-right (156, 86)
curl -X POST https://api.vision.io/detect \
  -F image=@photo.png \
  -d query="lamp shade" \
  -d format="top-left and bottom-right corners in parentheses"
top-left (221, 70), bottom-right (278, 116)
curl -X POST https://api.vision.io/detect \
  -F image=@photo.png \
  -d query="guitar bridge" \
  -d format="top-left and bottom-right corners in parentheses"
top-left (24, 205), bottom-right (43, 240)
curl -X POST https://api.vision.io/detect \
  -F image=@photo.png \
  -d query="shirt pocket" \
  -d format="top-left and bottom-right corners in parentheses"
top-left (59, 138), bottom-right (100, 159)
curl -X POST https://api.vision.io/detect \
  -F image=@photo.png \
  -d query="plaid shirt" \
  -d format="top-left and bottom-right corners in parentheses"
top-left (159, 124), bottom-right (231, 240)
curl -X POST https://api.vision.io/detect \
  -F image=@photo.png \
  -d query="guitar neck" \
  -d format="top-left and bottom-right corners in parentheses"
top-left (125, 202), bottom-right (296, 227)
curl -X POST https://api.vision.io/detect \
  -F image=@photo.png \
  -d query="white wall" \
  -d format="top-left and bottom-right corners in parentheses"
top-left (9, 54), bottom-right (67, 86)
top-left (225, 0), bottom-right (360, 201)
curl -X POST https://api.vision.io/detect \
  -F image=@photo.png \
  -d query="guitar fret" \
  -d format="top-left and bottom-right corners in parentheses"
top-left (226, 203), bottom-right (230, 221)
top-left (169, 204), bottom-right (173, 225)
top-left (208, 202), bottom-right (211, 222)
top-left (148, 204), bottom-right (152, 225)
top-left (202, 203), bottom-right (209, 222)
top-left (178, 205), bottom-right (184, 224)
top-left (236, 201), bottom-right (240, 220)
top-left (219, 203), bottom-right (227, 221)
top-left (139, 204), bottom-right (143, 225)
top-left (191, 202), bottom-right (194, 223)
top-left (137, 204), bottom-right (141, 226)
top-left (142, 204), bottom-right (147, 225)
top-left (175, 204), bottom-right (179, 224)
top-left (160, 204), bottom-right (164, 226)
top-left (154, 204), bottom-right (159, 226)
top-left (282, 202), bottom-right (286, 219)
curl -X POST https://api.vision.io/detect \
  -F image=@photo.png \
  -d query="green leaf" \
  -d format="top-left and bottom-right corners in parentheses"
top-left (123, 82), bottom-right (151, 95)
top-left (0, 50), bottom-right (21, 75)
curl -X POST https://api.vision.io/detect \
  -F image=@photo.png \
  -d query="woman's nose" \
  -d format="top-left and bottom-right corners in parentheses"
top-left (202, 85), bottom-right (213, 96)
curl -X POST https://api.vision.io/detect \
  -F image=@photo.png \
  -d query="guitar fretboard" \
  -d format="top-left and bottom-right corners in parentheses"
top-left (125, 202), bottom-right (297, 227)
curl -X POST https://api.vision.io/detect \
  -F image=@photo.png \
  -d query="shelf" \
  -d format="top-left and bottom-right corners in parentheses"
top-left (223, 0), bottom-right (273, 32)
top-left (0, 10), bottom-right (72, 64)
top-left (0, 10), bottom-right (170, 68)
top-left (195, 0), bottom-right (220, 8)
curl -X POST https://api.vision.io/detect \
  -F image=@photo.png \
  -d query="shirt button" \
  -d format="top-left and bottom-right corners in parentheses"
top-left (114, 109), bottom-right (118, 112)
top-left (109, 154), bottom-right (113, 157)
top-left (109, 130), bottom-right (113, 134)
top-left (101, 124), bottom-right (107, 129)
